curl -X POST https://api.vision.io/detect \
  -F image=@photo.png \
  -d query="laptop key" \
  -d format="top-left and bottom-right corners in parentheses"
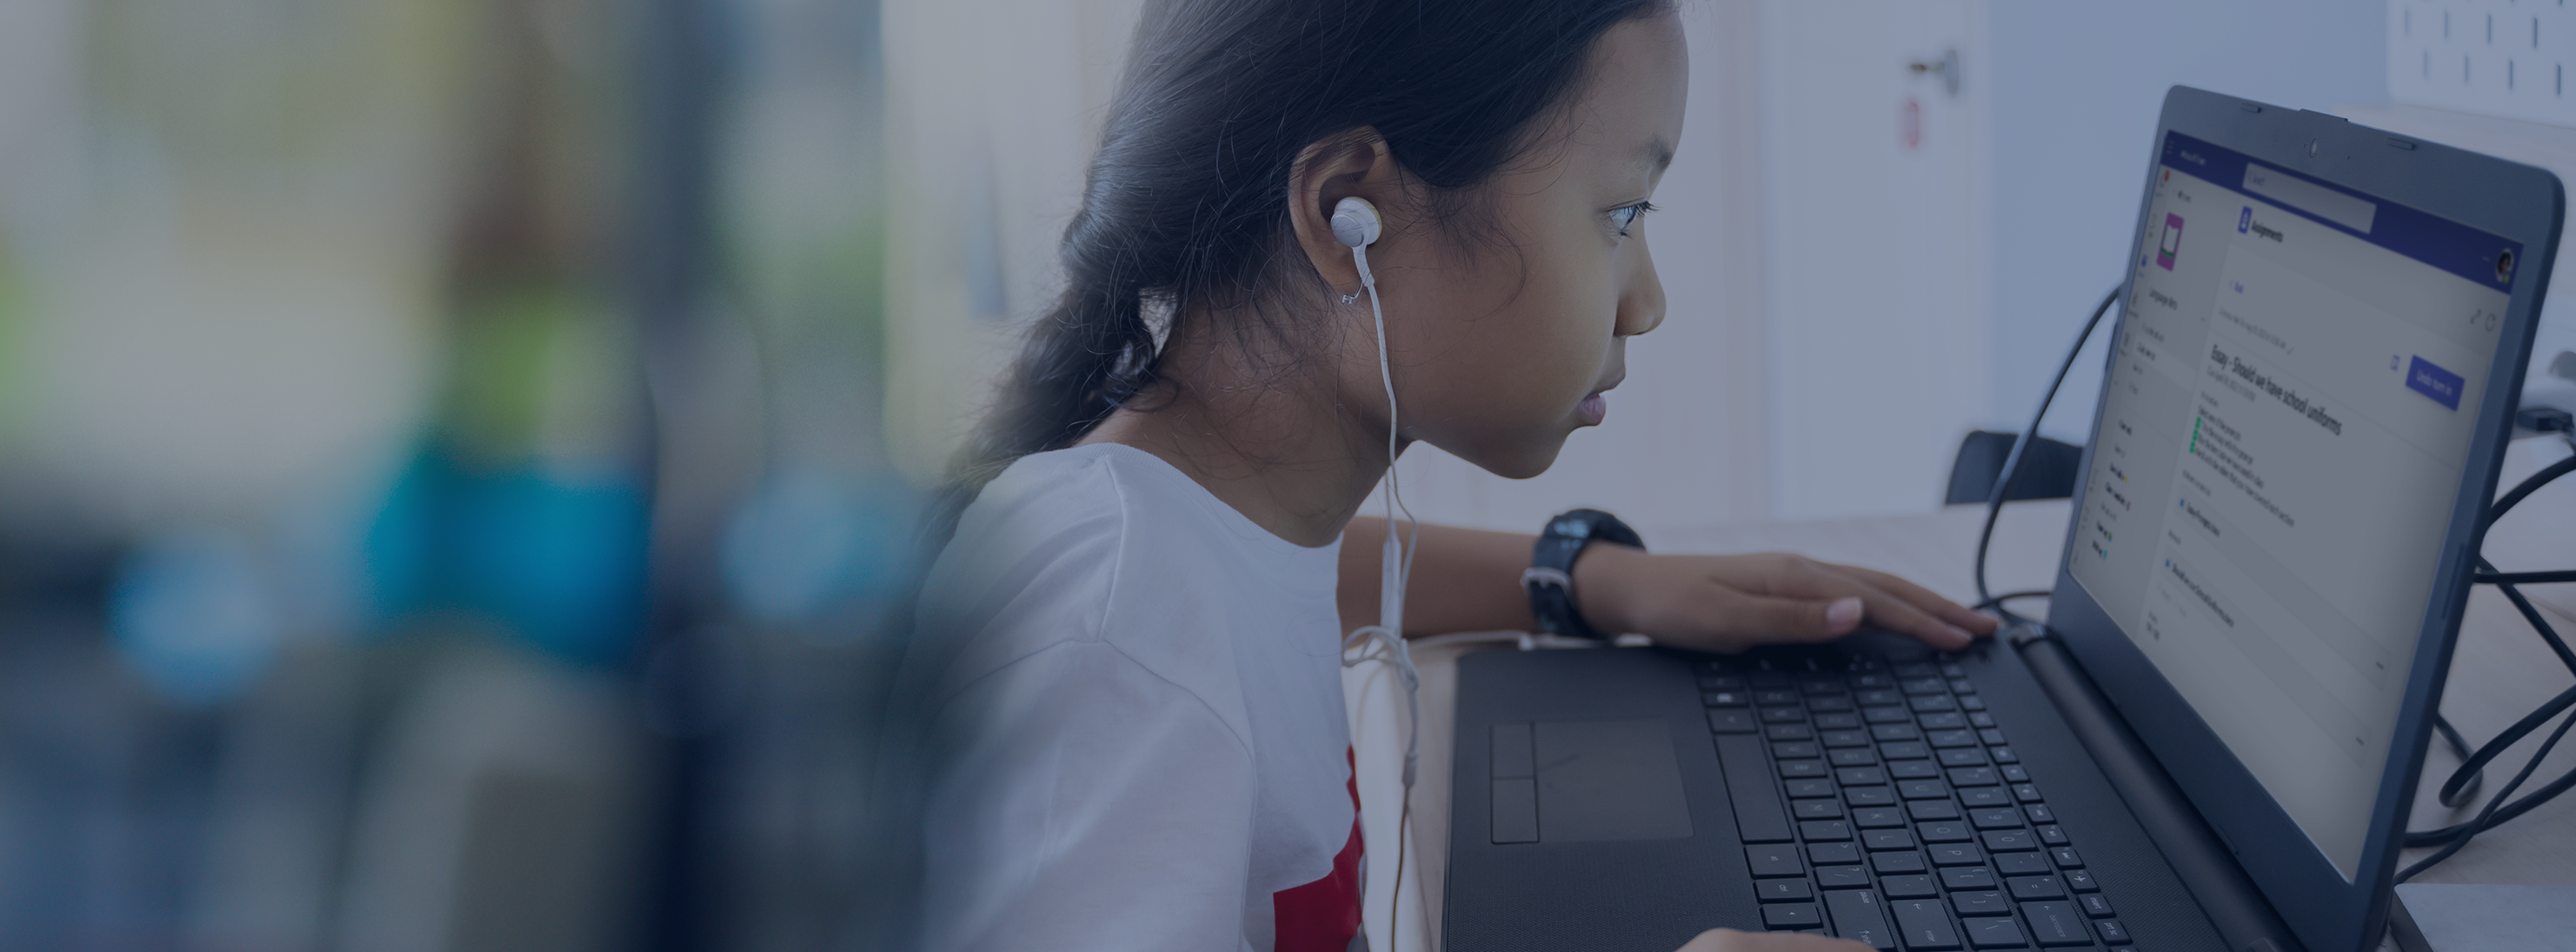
top-left (1980, 829), bottom-right (2034, 850)
top-left (1918, 712), bottom-right (1968, 729)
top-left (1899, 780), bottom-right (1948, 800)
top-left (1810, 842), bottom-right (1862, 865)
top-left (1889, 897), bottom-right (1961, 950)
top-left (1756, 690), bottom-right (1801, 706)
top-left (2035, 825), bottom-right (2069, 846)
top-left (1907, 800), bottom-right (1961, 822)
top-left (1762, 903), bottom-right (1822, 929)
top-left (2007, 875), bottom-right (2066, 900)
top-left (1816, 866), bottom-right (1873, 889)
top-left (1964, 915), bottom-right (2027, 949)
top-left (1988, 747), bottom-right (2020, 763)
top-left (1927, 843), bottom-right (1980, 867)
top-left (1887, 759), bottom-right (1942, 780)
top-left (1781, 760), bottom-right (1829, 779)
top-left (1958, 696), bottom-right (1987, 711)
top-left (1928, 729), bottom-right (1979, 748)
top-left (1980, 729), bottom-right (2009, 745)
top-left (1824, 889), bottom-right (1898, 950)
top-left (1883, 742), bottom-right (1933, 760)
top-left (2019, 902), bottom-right (2089, 947)
top-left (2093, 919), bottom-right (2130, 944)
top-left (2061, 869), bottom-right (2098, 893)
top-left (1853, 807), bottom-right (1907, 829)
top-left (2022, 805), bottom-right (2054, 823)
top-left (1709, 709), bottom-right (1759, 733)
top-left (1795, 800), bottom-right (1845, 819)
top-left (1831, 749), bottom-right (1880, 766)
top-left (1941, 867), bottom-right (1997, 889)
top-left (1807, 695), bottom-right (1856, 712)
top-left (1971, 809), bottom-right (2024, 830)
top-left (1910, 695), bottom-right (1958, 713)
top-left (1823, 729), bottom-right (1874, 748)
top-left (2012, 783), bottom-right (2044, 803)
top-left (1756, 879), bottom-right (1814, 902)
top-left (1862, 829), bottom-right (1916, 850)
top-left (1880, 875), bottom-right (1938, 899)
top-left (1763, 706), bottom-right (1807, 722)
top-left (1968, 711), bottom-right (1998, 729)
top-left (1801, 677), bottom-right (1847, 695)
top-left (1847, 787), bottom-right (1897, 807)
top-left (2000, 764), bottom-right (2031, 783)
top-left (2050, 847), bottom-right (2083, 869)
top-left (1787, 779), bottom-right (1836, 798)
top-left (1947, 767), bottom-right (1998, 786)
top-left (1803, 820), bottom-right (1853, 841)
top-left (1917, 821), bottom-right (1973, 842)
top-left (1768, 724), bottom-right (1816, 741)
top-left (1714, 734), bottom-right (1793, 842)
top-left (1837, 766), bottom-right (1889, 785)
top-left (1856, 689), bottom-right (1903, 705)
top-left (2079, 894), bottom-right (2114, 918)
top-left (1775, 742), bottom-right (1822, 759)
top-left (1900, 676), bottom-right (1946, 694)
top-left (1706, 691), bottom-right (1751, 707)
top-left (1959, 788), bottom-right (2013, 809)
top-left (1951, 891), bottom-right (2010, 915)
top-left (1871, 851), bottom-right (1927, 875)
top-left (1992, 853), bottom-right (2051, 876)
top-left (1873, 723), bottom-right (1925, 742)
top-left (1815, 713), bottom-right (1865, 729)
top-left (1938, 749), bottom-right (1988, 767)
top-left (1746, 844), bottom-right (1804, 877)
top-left (1865, 707), bottom-right (1914, 724)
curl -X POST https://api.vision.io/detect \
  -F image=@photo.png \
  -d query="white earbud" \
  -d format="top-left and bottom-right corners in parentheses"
top-left (1331, 196), bottom-right (1382, 249)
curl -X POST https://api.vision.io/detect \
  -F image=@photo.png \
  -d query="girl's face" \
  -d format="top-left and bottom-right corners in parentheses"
top-left (1361, 13), bottom-right (1687, 479)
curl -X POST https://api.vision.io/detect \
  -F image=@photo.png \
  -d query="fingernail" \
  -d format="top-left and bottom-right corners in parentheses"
top-left (1826, 597), bottom-right (1863, 629)
top-left (1941, 623), bottom-right (1974, 645)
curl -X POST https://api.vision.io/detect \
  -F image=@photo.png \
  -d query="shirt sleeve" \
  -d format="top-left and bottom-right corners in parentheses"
top-left (921, 639), bottom-right (1258, 952)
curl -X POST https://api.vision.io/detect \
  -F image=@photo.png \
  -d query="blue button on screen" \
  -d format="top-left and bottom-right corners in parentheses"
top-left (2406, 356), bottom-right (2463, 410)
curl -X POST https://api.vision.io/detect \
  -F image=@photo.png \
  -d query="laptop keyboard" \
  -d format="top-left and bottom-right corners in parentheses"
top-left (1703, 652), bottom-right (2133, 951)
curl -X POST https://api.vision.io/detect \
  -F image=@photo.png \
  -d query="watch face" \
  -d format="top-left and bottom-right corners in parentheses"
top-left (1552, 518), bottom-right (1589, 537)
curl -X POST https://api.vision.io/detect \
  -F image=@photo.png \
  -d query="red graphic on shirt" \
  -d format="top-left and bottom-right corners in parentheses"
top-left (1271, 748), bottom-right (1364, 952)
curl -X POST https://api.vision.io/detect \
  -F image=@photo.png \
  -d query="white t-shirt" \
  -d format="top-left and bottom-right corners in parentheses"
top-left (907, 443), bottom-right (1364, 952)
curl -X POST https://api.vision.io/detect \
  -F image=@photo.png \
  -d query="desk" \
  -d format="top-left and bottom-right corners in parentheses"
top-left (1348, 499), bottom-right (2576, 952)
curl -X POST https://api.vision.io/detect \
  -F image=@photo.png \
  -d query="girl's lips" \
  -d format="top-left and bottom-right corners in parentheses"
top-left (1579, 391), bottom-right (1608, 426)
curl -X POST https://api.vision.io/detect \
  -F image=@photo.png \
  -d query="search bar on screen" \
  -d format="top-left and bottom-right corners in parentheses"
top-left (2242, 163), bottom-right (2377, 234)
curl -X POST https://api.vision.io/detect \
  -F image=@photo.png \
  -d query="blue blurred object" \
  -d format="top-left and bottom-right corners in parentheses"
top-left (440, 463), bottom-right (651, 666)
top-left (109, 531), bottom-right (282, 706)
top-left (720, 465), bottom-right (909, 626)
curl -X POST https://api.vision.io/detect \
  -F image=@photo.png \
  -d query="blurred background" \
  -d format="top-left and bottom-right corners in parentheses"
top-left (0, 0), bottom-right (2571, 950)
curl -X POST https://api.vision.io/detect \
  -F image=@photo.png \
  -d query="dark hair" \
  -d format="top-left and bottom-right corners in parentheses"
top-left (956, 0), bottom-right (1673, 488)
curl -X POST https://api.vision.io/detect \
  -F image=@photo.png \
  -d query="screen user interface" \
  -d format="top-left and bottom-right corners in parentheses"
top-left (2071, 131), bottom-right (2521, 880)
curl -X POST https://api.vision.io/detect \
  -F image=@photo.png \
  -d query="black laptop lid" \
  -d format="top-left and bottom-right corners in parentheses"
top-left (2042, 86), bottom-right (2563, 952)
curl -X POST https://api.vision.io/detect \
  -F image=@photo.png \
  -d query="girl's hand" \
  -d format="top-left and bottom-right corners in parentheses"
top-left (1674, 928), bottom-right (1875, 952)
top-left (1572, 546), bottom-right (1997, 654)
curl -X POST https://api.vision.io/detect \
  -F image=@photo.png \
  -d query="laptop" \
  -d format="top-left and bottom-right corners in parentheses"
top-left (1443, 86), bottom-right (2563, 952)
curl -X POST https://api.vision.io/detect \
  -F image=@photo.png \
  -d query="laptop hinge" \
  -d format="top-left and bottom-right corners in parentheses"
top-left (2008, 623), bottom-right (2307, 952)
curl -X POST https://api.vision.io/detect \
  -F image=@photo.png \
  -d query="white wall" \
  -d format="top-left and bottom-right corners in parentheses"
top-left (1984, 2), bottom-right (2387, 444)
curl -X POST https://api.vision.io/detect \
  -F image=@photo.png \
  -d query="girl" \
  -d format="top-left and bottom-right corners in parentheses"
top-left (899, 1), bottom-right (1998, 949)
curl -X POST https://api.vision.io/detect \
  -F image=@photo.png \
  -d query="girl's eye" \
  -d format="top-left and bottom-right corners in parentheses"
top-left (1610, 201), bottom-right (1656, 236)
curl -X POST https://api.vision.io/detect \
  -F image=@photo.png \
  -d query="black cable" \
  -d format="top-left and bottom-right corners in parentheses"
top-left (2430, 712), bottom-right (2483, 806)
top-left (2399, 452), bottom-right (2576, 859)
top-left (1972, 590), bottom-right (2053, 613)
top-left (2398, 700), bottom-right (2576, 882)
top-left (1976, 284), bottom-right (2123, 622)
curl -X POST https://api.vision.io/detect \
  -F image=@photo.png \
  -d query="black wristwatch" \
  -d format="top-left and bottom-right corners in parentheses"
top-left (1523, 509), bottom-right (1645, 641)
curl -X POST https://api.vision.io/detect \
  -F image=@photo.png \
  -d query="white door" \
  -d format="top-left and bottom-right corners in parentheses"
top-left (1760, 0), bottom-right (1992, 519)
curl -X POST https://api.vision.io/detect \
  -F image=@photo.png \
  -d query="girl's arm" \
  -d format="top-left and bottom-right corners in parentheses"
top-left (1336, 516), bottom-right (1994, 653)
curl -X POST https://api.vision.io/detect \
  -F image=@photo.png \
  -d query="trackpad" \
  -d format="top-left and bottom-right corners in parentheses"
top-left (1534, 719), bottom-right (1694, 842)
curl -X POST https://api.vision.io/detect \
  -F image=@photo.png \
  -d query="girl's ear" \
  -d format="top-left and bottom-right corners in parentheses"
top-left (1287, 130), bottom-right (1404, 294)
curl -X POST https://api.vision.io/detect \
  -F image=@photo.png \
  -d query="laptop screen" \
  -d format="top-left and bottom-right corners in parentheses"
top-left (2066, 130), bottom-right (2523, 881)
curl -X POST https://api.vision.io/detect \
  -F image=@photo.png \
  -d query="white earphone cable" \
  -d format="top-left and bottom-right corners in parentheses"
top-left (1338, 238), bottom-right (1423, 951)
